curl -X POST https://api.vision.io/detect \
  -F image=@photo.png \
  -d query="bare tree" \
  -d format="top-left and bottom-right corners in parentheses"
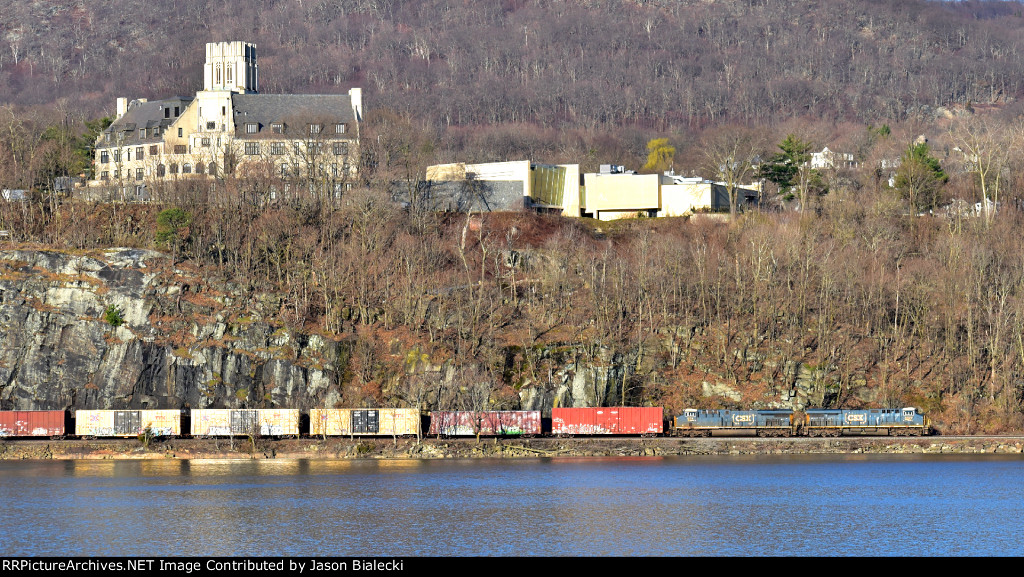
top-left (701, 126), bottom-right (764, 218)
top-left (949, 116), bottom-right (1015, 225)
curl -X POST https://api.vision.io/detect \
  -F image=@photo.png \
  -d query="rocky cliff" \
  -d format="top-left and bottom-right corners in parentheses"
top-left (0, 249), bottom-right (345, 411)
top-left (0, 248), bottom-right (647, 413)
top-left (0, 248), bottom-right (851, 415)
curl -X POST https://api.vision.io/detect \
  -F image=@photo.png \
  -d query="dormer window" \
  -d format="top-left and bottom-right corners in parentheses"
top-left (335, 123), bottom-right (346, 134)
top-left (272, 123), bottom-right (284, 134)
top-left (246, 123), bottom-right (259, 134)
top-left (309, 124), bottom-right (322, 135)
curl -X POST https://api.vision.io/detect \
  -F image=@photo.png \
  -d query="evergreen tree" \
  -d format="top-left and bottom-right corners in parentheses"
top-left (894, 143), bottom-right (948, 213)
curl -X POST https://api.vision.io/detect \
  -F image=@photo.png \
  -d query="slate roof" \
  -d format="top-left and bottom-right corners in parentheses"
top-left (102, 97), bottom-right (193, 146)
top-left (231, 93), bottom-right (356, 138)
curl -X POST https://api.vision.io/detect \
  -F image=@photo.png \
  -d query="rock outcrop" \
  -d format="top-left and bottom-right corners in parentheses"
top-left (0, 248), bottom-right (868, 415)
top-left (0, 249), bottom-right (343, 411)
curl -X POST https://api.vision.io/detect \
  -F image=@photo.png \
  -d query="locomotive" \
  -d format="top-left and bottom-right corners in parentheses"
top-left (670, 407), bottom-right (931, 437)
top-left (0, 406), bottom-right (933, 439)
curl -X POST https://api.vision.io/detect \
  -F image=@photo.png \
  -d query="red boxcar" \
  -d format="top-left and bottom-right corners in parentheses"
top-left (0, 410), bottom-right (66, 438)
top-left (429, 411), bottom-right (542, 437)
top-left (552, 407), bottom-right (663, 436)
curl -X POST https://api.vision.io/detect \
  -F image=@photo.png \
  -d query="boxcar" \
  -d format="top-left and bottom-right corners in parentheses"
top-left (672, 409), bottom-right (795, 437)
top-left (428, 410), bottom-right (542, 437)
top-left (552, 407), bottom-right (663, 436)
top-left (0, 410), bottom-right (66, 438)
top-left (804, 407), bottom-right (930, 436)
top-left (75, 410), bottom-right (181, 437)
top-left (310, 408), bottom-right (420, 437)
top-left (190, 408), bottom-right (299, 437)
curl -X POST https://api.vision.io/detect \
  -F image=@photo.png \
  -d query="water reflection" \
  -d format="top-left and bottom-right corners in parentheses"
top-left (0, 455), bottom-right (1022, 556)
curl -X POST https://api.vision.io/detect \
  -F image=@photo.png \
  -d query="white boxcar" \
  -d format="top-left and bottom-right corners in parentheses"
top-left (75, 410), bottom-right (181, 437)
top-left (190, 409), bottom-right (299, 437)
top-left (310, 408), bottom-right (420, 437)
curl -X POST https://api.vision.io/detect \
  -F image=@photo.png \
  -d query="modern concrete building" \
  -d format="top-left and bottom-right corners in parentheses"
top-left (659, 173), bottom-right (759, 217)
top-left (88, 41), bottom-right (362, 200)
top-left (423, 161), bottom-right (759, 219)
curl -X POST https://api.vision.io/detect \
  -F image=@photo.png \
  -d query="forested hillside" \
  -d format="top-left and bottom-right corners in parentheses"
top-left (3, 0), bottom-right (1024, 134)
top-left (3, 1), bottom-right (1024, 432)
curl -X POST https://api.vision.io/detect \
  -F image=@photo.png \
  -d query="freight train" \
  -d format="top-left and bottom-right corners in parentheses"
top-left (0, 406), bottom-right (933, 439)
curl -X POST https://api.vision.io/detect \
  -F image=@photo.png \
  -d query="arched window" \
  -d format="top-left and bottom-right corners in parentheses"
top-left (226, 64), bottom-right (233, 84)
top-left (170, 163), bottom-right (178, 174)
top-left (208, 162), bottom-right (217, 177)
top-left (195, 162), bottom-right (205, 175)
top-left (215, 64), bottom-right (221, 85)
top-left (156, 164), bottom-right (166, 177)
top-left (182, 163), bottom-right (192, 174)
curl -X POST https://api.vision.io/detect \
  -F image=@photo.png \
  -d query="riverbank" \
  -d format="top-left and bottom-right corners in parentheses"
top-left (1, 435), bottom-right (1023, 460)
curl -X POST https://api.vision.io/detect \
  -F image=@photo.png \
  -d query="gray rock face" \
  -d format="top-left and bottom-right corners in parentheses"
top-left (0, 249), bottom-right (836, 415)
top-left (0, 249), bottom-right (343, 411)
top-left (0, 248), bottom-right (638, 414)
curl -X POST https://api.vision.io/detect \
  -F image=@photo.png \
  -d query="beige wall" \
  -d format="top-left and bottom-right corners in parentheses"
top-left (660, 182), bottom-right (758, 216)
top-left (426, 160), bottom-right (532, 198)
top-left (426, 163), bottom-right (467, 180)
top-left (558, 164), bottom-right (580, 216)
top-left (581, 173), bottom-right (660, 219)
top-left (660, 183), bottom-right (714, 216)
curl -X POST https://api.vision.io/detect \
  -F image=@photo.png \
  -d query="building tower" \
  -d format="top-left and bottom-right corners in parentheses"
top-left (203, 41), bottom-right (257, 93)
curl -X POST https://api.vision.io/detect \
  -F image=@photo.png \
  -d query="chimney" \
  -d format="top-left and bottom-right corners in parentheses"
top-left (116, 97), bottom-right (128, 119)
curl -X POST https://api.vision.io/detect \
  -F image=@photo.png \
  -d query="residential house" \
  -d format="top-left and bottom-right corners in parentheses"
top-left (810, 147), bottom-right (858, 170)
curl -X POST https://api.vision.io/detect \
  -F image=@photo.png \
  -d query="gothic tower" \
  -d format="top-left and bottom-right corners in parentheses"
top-left (203, 41), bottom-right (257, 93)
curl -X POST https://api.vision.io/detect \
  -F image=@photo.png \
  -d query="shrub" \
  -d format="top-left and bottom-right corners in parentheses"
top-left (103, 304), bottom-right (124, 327)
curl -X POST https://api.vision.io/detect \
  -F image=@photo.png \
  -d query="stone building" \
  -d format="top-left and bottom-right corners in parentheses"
top-left (88, 41), bottom-right (362, 200)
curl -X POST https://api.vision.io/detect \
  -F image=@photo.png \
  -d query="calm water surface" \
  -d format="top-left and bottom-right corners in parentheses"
top-left (0, 454), bottom-right (1021, 556)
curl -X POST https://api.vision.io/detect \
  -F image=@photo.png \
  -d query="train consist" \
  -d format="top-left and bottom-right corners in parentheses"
top-left (0, 406), bottom-right (933, 439)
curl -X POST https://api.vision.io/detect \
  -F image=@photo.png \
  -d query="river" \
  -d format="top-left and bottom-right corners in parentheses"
top-left (0, 455), bottom-right (1020, 556)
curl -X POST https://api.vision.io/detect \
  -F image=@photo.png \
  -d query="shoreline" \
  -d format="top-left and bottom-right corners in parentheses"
top-left (2, 436), bottom-right (1023, 461)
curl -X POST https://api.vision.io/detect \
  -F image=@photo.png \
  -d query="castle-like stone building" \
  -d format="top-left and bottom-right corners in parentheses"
top-left (89, 41), bottom-right (362, 199)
